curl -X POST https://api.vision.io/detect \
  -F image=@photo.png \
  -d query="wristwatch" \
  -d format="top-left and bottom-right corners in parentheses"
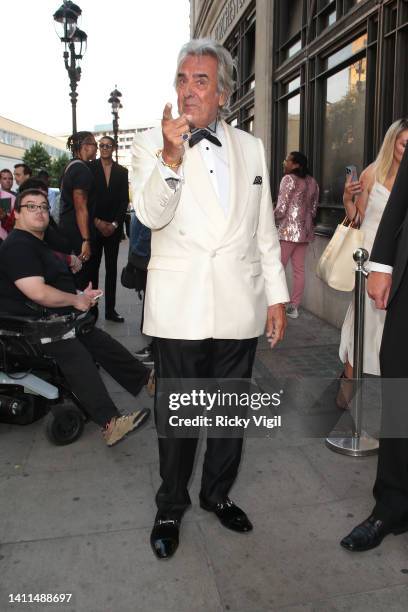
top-left (111, 221), bottom-right (118, 229)
top-left (82, 238), bottom-right (91, 242)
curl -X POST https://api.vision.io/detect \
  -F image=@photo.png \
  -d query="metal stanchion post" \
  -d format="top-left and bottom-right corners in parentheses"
top-left (326, 248), bottom-right (379, 456)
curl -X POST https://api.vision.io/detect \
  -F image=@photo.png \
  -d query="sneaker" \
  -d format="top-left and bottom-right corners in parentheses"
top-left (146, 369), bottom-right (155, 397)
top-left (286, 304), bottom-right (299, 319)
top-left (103, 408), bottom-right (150, 447)
top-left (135, 344), bottom-right (153, 359)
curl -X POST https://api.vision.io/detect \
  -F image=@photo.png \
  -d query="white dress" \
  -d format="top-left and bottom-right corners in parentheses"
top-left (339, 182), bottom-right (390, 375)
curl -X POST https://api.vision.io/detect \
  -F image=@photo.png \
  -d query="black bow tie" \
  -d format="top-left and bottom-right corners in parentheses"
top-left (189, 128), bottom-right (222, 148)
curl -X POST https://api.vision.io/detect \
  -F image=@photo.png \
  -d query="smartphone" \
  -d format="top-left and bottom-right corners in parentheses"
top-left (345, 165), bottom-right (358, 183)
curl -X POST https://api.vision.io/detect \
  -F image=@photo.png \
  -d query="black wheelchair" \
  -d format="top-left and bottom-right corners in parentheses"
top-left (0, 312), bottom-right (91, 445)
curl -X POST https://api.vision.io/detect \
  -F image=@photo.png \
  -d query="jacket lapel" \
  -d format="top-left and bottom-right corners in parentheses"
top-left (181, 122), bottom-right (251, 243)
top-left (95, 159), bottom-right (109, 191)
top-left (221, 121), bottom-right (250, 240)
top-left (106, 161), bottom-right (118, 191)
top-left (183, 142), bottom-right (227, 236)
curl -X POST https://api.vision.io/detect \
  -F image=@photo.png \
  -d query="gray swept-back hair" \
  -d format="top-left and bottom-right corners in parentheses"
top-left (174, 38), bottom-right (236, 117)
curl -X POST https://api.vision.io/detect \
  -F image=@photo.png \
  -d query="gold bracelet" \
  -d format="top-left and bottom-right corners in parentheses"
top-left (156, 149), bottom-right (182, 169)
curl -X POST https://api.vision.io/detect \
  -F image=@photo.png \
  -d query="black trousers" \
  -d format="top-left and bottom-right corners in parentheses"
top-left (41, 327), bottom-right (150, 427)
top-left (91, 233), bottom-right (121, 313)
top-left (373, 263), bottom-right (408, 525)
top-left (59, 212), bottom-right (94, 291)
top-left (74, 260), bottom-right (95, 292)
top-left (153, 337), bottom-right (258, 518)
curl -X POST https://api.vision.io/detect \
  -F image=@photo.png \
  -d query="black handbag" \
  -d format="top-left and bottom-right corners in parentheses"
top-left (121, 254), bottom-right (148, 293)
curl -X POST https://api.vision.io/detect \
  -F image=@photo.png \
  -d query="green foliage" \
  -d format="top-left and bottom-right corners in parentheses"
top-left (50, 153), bottom-right (70, 187)
top-left (22, 143), bottom-right (71, 187)
top-left (23, 142), bottom-right (71, 187)
top-left (22, 143), bottom-right (51, 176)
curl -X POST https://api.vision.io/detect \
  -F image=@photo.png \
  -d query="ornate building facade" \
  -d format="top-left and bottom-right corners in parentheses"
top-left (191, 0), bottom-right (408, 325)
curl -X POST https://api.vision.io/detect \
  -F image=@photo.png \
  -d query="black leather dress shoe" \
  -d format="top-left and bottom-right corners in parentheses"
top-left (150, 518), bottom-right (180, 560)
top-left (105, 311), bottom-right (125, 323)
top-left (200, 497), bottom-right (253, 533)
top-left (340, 514), bottom-right (408, 552)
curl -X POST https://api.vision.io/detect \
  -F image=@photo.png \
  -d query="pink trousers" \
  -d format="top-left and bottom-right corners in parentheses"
top-left (280, 241), bottom-right (308, 307)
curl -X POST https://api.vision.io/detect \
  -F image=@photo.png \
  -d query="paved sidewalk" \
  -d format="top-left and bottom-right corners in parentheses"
top-left (1, 241), bottom-right (408, 612)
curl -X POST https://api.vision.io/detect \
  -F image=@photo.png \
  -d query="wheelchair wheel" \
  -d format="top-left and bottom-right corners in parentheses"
top-left (45, 404), bottom-right (85, 446)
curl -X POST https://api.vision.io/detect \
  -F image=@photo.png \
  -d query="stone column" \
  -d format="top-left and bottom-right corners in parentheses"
top-left (254, 0), bottom-right (274, 167)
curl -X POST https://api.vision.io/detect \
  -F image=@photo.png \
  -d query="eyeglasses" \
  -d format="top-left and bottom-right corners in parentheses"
top-left (99, 143), bottom-right (114, 149)
top-left (20, 203), bottom-right (50, 213)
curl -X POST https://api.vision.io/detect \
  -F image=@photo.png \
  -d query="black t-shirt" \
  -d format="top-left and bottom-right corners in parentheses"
top-left (0, 229), bottom-right (77, 317)
top-left (59, 159), bottom-right (94, 253)
top-left (60, 159), bottom-right (93, 216)
top-left (44, 218), bottom-right (72, 254)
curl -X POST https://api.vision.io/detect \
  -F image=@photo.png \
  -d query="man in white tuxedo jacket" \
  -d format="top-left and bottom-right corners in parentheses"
top-left (132, 38), bottom-right (289, 559)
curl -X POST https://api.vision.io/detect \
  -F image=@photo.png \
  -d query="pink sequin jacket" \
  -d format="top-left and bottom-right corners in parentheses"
top-left (274, 174), bottom-right (319, 242)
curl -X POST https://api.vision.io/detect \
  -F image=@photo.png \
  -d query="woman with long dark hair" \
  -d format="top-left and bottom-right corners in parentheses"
top-left (274, 151), bottom-right (319, 318)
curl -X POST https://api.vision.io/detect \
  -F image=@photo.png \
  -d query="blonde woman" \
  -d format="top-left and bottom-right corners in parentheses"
top-left (338, 118), bottom-right (408, 404)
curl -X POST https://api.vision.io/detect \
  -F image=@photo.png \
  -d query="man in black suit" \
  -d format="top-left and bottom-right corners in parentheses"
top-left (341, 145), bottom-right (408, 552)
top-left (90, 136), bottom-right (129, 322)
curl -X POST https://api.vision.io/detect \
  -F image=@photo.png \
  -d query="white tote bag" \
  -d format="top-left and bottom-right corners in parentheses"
top-left (316, 216), bottom-right (364, 292)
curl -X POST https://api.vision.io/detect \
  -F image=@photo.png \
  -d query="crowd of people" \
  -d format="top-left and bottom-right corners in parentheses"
top-left (0, 139), bottom-right (153, 448)
top-left (0, 135), bottom-right (129, 321)
top-left (1, 36), bottom-right (408, 561)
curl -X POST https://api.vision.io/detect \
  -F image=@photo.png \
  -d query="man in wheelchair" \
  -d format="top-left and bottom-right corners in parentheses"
top-left (0, 188), bottom-right (152, 446)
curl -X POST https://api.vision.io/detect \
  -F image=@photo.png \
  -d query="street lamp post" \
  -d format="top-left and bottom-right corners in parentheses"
top-left (108, 87), bottom-right (123, 162)
top-left (53, 1), bottom-right (87, 133)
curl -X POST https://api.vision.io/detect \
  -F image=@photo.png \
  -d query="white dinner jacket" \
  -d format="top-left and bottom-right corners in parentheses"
top-left (131, 121), bottom-right (289, 340)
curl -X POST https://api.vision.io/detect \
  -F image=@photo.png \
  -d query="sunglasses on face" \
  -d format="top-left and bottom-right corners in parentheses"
top-left (99, 143), bottom-right (114, 150)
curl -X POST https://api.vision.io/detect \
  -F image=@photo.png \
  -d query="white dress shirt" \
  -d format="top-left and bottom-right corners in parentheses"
top-left (158, 122), bottom-right (230, 215)
top-left (367, 262), bottom-right (393, 274)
